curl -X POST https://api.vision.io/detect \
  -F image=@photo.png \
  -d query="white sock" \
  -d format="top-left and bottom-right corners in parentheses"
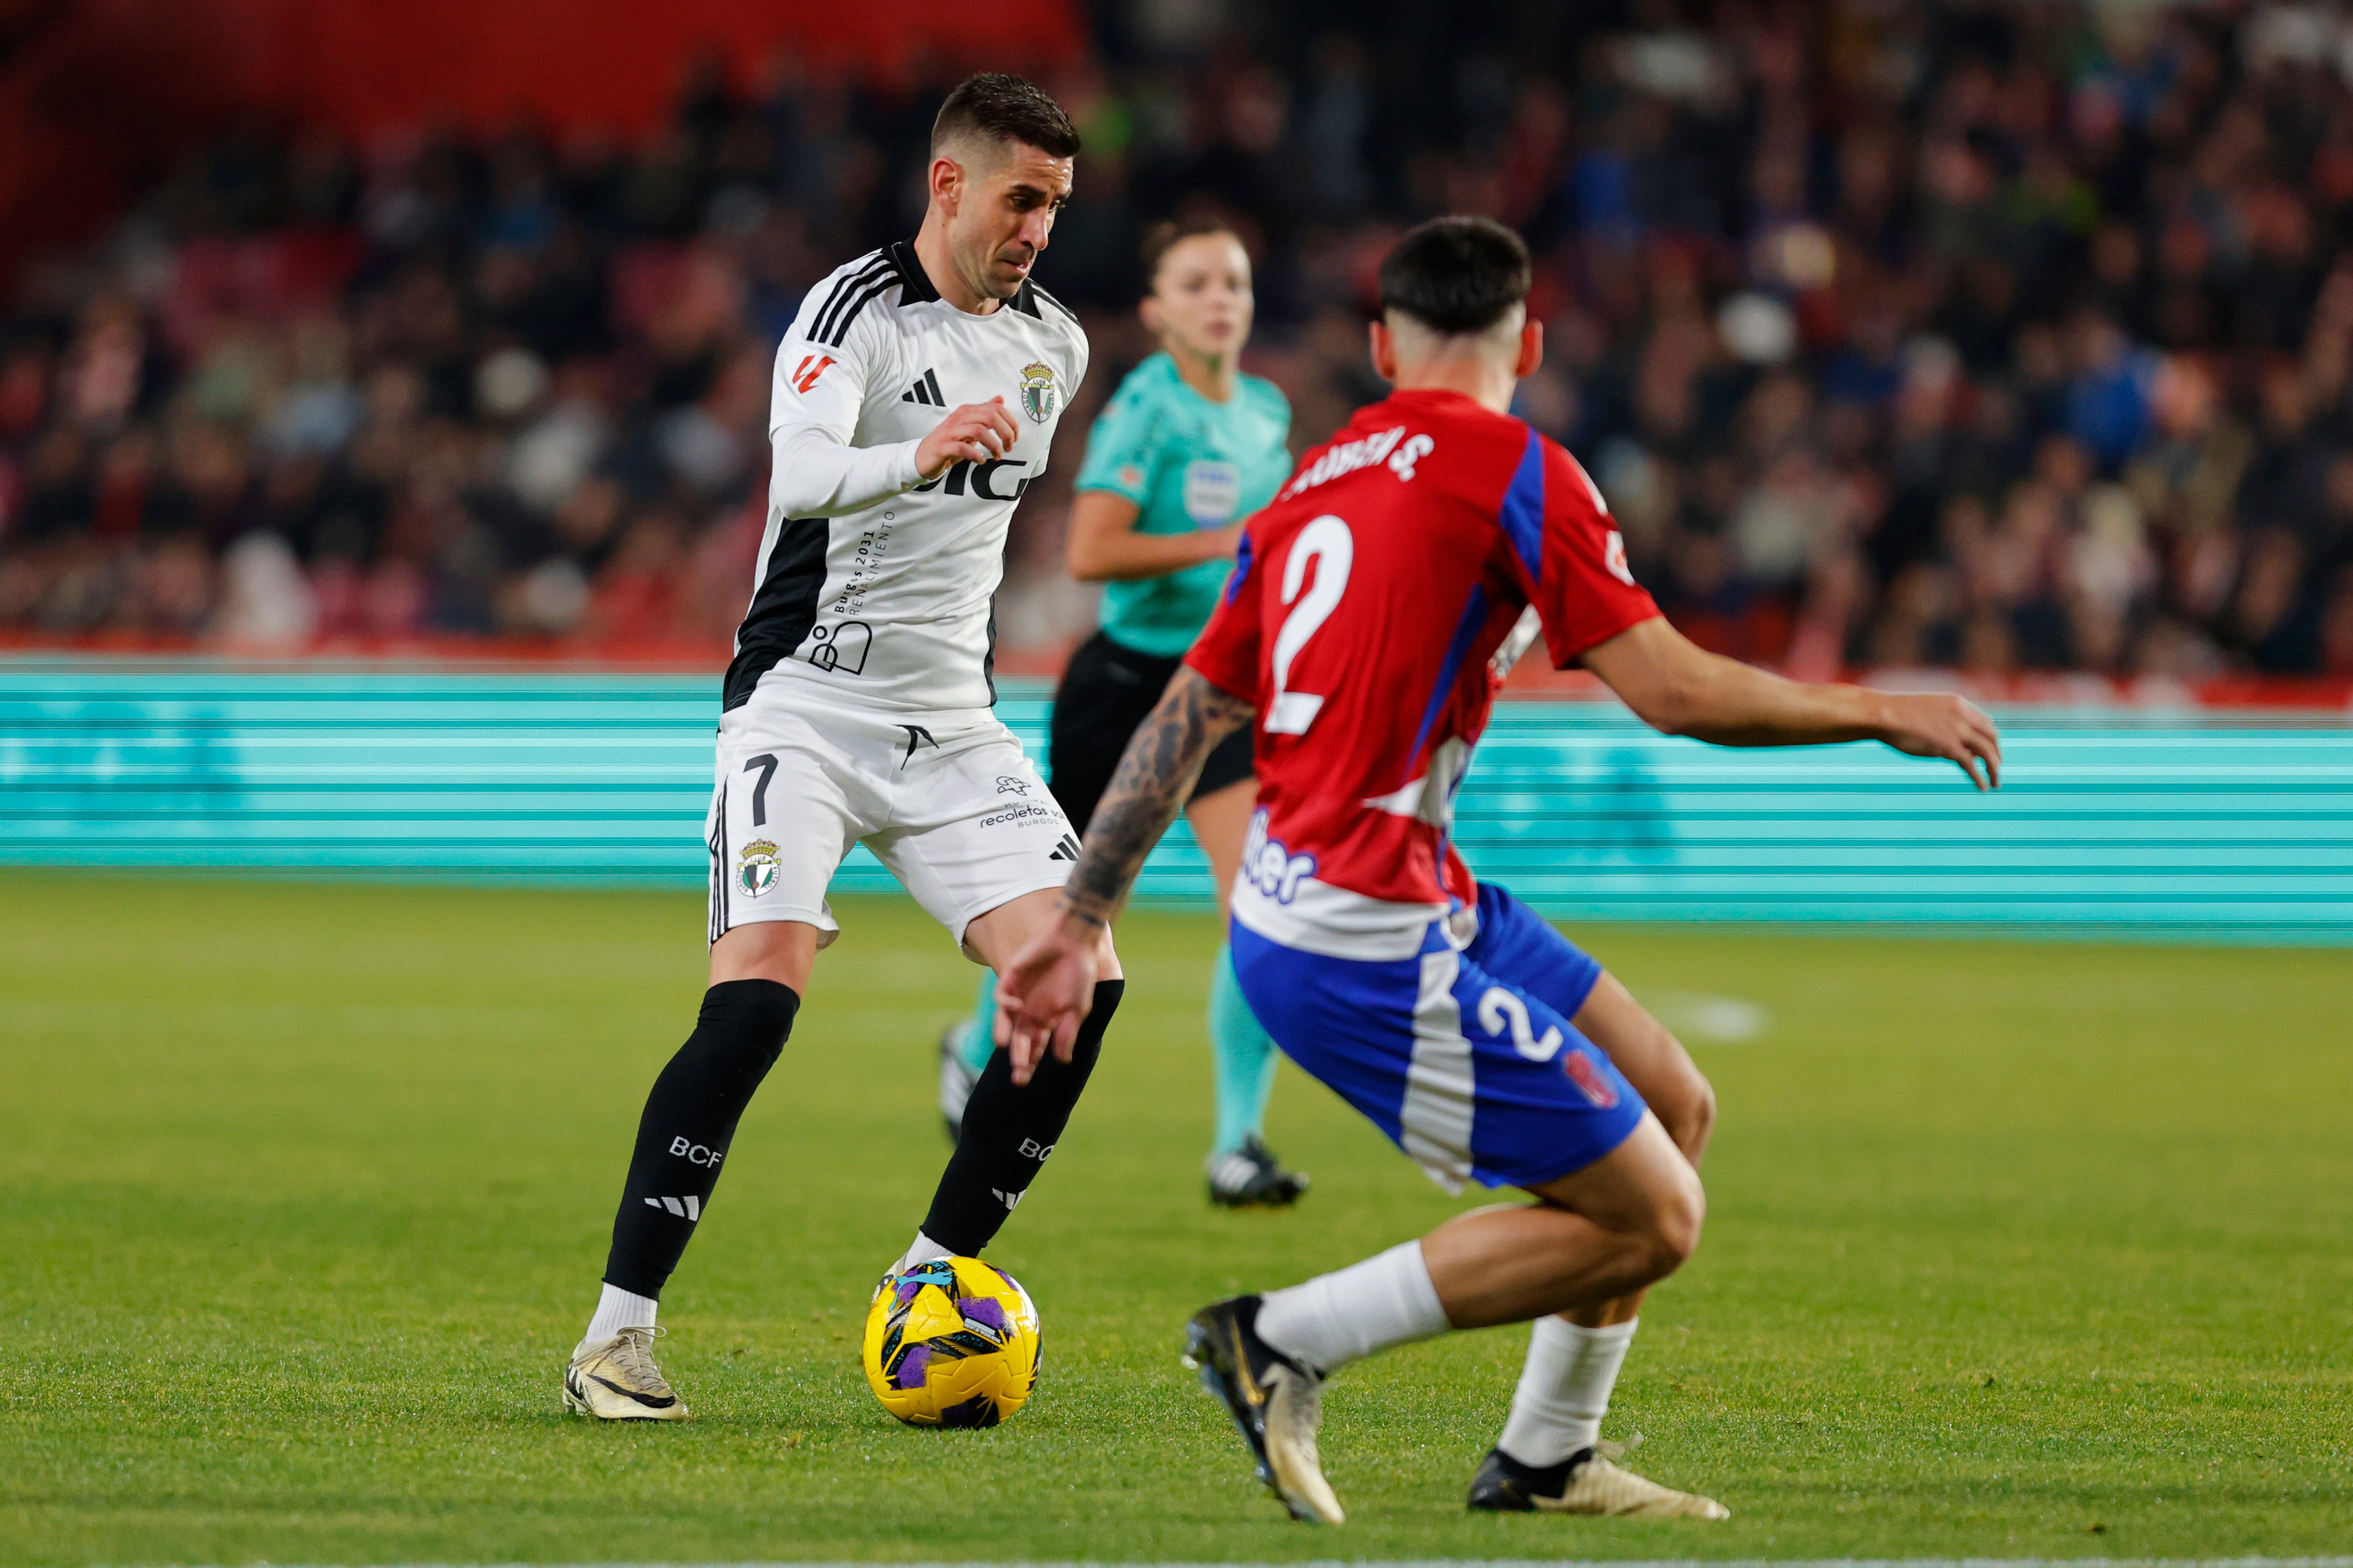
top-left (1254, 1239), bottom-right (1450, 1375)
top-left (1497, 1314), bottom-right (1638, 1467)
top-left (579, 1283), bottom-right (658, 1355)
top-left (892, 1230), bottom-right (952, 1273)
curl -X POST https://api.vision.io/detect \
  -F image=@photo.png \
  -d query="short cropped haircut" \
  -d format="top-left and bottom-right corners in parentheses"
top-left (931, 73), bottom-right (1082, 160)
top-left (1378, 216), bottom-right (1532, 335)
top-left (1141, 216), bottom-right (1244, 285)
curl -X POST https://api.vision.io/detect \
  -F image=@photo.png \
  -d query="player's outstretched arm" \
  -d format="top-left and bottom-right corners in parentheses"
top-left (1583, 616), bottom-right (2002, 789)
top-left (996, 667), bottom-right (1257, 1080)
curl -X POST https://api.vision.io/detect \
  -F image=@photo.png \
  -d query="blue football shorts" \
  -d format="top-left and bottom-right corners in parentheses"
top-left (1229, 881), bottom-right (1645, 1193)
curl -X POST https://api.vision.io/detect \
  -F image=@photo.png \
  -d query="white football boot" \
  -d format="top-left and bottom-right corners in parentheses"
top-left (564, 1326), bottom-right (689, 1421)
top-left (1182, 1295), bottom-right (1345, 1524)
top-left (1467, 1444), bottom-right (1728, 1519)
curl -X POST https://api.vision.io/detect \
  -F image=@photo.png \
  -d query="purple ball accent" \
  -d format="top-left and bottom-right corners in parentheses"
top-left (894, 1279), bottom-right (923, 1308)
top-left (958, 1297), bottom-right (1007, 1333)
top-left (894, 1345), bottom-right (933, 1390)
top-left (937, 1392), bottom-right (1003, 1428)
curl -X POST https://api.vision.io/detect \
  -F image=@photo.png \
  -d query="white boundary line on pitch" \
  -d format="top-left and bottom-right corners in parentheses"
top-left (238, 1559), bottom-right (2353, 1568)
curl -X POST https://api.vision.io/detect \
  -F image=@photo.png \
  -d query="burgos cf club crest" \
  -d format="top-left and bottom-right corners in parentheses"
top-left (737, 839), bottom-right (780, 899)
top-left (1019, 361), bottom-right (1057, 424)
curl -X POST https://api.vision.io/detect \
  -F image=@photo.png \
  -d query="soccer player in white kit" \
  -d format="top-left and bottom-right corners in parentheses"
top-left (564, 75), bottom-right (1121, 1421)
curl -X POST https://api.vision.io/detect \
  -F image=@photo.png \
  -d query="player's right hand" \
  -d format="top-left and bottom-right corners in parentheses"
top-left (994, 914), bottom-right (1102, 1085)
top-left (916, 396), bottom-right (1019, 479)
top-left (1878, 692), bottom-right (2003, 790)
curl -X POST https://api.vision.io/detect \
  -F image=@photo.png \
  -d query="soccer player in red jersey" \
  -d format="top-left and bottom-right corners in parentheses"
top-left (997, 218), bottom-right (2002, 1524)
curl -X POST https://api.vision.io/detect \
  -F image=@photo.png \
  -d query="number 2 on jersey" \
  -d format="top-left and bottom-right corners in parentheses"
top-left (1265, 514), bottom-right (1353, 734)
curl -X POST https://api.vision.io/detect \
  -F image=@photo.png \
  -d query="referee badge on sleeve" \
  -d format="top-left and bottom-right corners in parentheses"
top-left (1019, 362), bottom-right (1057, 423)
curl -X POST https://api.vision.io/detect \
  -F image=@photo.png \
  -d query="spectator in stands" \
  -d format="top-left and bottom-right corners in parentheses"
top-left (4, 0), bottom-right (2353, 684)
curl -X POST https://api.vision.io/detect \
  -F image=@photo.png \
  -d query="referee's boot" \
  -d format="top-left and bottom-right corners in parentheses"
top-left (564, 1327), bottom-right (689, 1421)
top-left (1467, 1445), bottom-right (1728, 1519)
top-left (1207, 1134), bottom-right (1309, 1208)
top-left (1182, 1295), bottom-right (1343, 1524)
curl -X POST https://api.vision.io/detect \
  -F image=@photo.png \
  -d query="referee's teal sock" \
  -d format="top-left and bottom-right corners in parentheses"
top-left (1209, 942), bottom-right (1278, 1156)
top-left (956, 969), bottom-right (997, 1075)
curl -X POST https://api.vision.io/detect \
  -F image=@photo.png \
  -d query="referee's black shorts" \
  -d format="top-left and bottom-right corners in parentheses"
top-left (1048, 630), bottom-right (1256, 835)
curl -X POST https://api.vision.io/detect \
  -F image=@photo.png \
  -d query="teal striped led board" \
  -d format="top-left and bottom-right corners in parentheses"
top-left (2, 663), bottom-right (2347, 940)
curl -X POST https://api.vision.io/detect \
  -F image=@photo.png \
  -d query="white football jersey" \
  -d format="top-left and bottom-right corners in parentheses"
top-left (727, 240), bottom-right (1090, 713)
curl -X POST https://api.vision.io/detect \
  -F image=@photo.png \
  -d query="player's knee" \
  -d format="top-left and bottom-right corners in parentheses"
top-left (1671, 1072), bottom-right (1718, 1163)
top-left (672, 979), bottom-right (799, 1088)
top-left (1635, 1021), bottom-right (1715, 1161)
top-left (1092, 926), bottom-right (1124, 982)
top-left (1054, 978), bottom-right (1125, 1072)
top-left (1641, 1163), bottom-right (1707, 1279)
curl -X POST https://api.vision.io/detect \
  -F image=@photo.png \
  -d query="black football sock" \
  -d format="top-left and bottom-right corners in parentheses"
top-left (919, 979), bottom-right (1123, 1255)
top-left (602, 979), bottom-right (798, 1299)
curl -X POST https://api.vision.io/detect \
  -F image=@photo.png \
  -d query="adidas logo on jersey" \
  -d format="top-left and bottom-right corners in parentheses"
top-left (1047, 833), bottom-right (1082, 861)
top-left (644, 1195), bottom-right (703, 1220)
top-left (902, 368), bottom-right (946, 406)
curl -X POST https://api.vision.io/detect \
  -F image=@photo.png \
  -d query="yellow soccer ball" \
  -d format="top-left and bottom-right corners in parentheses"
top-left (860, 1255), bottom-right (1041, 1428)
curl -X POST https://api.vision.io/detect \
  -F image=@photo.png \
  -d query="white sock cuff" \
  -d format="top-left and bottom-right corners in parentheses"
top-left (893, 1230), bottom-right (952, 1274)
top-left (1389, 1238), bottom-right (1449, 1337)
top-left (1256, 1237), bottom-right (1451, 1374)
top-left (582, 1283), bottom-right (659, 1350)
top-left (1546, 1314), bottom-right (1638, 1349)
top-left (1500, 1312), bottom-right (1641, 1468)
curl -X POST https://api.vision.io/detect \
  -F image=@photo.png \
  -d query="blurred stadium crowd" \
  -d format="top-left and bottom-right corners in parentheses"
top-left (4, 0), bottom-right (2353, 679)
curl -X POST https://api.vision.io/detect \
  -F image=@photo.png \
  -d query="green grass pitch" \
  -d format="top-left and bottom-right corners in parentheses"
top-left (2, 871), bottom-right (2347, 1563)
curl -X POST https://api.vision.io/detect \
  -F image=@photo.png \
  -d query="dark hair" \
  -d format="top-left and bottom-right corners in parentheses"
top-left (1140, 216), bottom-right (1244, 286)
top-left (931, 73), bottom-right (1082, 159)
top-left (1377, 216), bottom-right (1532, 335)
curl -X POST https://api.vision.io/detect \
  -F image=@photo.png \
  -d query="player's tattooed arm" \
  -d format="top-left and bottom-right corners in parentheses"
top-left (1060, 669), bottom-right (1256, 926)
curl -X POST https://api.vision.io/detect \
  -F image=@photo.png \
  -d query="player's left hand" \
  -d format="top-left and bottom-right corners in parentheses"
top-left (995, 914), bottom-right (1102, 1084)
top-left (1878, 692), bottom-right (2003, 790)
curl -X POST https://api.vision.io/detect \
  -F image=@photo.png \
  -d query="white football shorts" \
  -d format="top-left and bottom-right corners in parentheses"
top-left (704, 689), bottom-right (1080, 953)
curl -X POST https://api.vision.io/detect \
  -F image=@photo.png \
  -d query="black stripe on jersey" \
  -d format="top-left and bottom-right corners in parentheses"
top-left (812, 251), bottom-right (890, 338)
top-left (983, 599), bottom-right (998, 705)
top-left (723, 517), bottom-right (830, 711)
top-left (923, 367), bottom-right (944, 404)
top-left (825, 272), bottom-right (904, 347)
top-left (1030, 281), bottom-right (1078, 321)
top-left (708, 779), bottom-right (728, 944)
top-left (888, 239), bottom-right (938, 303)
top-left (1008, 279), bottom-right (1041, 318)
top-left (809, 253), bottom-right (891, 345)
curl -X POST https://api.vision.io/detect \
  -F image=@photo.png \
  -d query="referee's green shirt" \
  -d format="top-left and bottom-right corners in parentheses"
top-left (1072, 352), bottom-right (1293, 659)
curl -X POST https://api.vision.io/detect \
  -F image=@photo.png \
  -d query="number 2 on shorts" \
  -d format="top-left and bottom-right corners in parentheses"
top-left (1265, 514), bottom-right (1353, 735)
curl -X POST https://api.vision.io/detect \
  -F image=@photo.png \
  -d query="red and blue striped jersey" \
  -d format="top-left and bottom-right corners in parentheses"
top-left (1185, 387), bottom-right (1659, 954)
